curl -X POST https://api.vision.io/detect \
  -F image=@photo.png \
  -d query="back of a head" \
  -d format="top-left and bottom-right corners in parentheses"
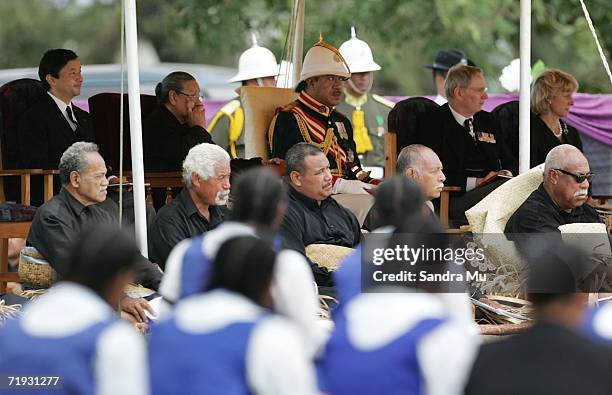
top-left (63, 225), bottom-right (141, 300)
top-left (230, 167), bottom-right (285, 227)
top-left (38, 49), bottom-right (77, 91)
top-left (526, 239), bottom-right (586, 308)
top-left (155, 71), bottom-right (196, 105)
top-left (373, 175), bottom-right (425, 228)
top-left (206, 236), bottom-right (276, 305)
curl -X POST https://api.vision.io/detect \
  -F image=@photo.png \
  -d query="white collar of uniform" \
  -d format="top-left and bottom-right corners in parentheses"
top-left (174, 288), bottom-right (266, 334)
top-left (448, 103), bottom-right (473, 127)
top-left (344, 291), bottom-right (447, 350)
top-left (425, 200), bottom-right (435, 213)
top-left (434, 94), bottom-right (447, 106)
top-left (202, 221), bottom-right (256, 259)
top-left (47, 91), bottom-right (73, 114)
top-left (21, 282), bottom-right (115, 337)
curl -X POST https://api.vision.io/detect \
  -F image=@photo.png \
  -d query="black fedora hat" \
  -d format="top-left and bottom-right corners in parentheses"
top-left (425, 49), bottom-right (472, 71)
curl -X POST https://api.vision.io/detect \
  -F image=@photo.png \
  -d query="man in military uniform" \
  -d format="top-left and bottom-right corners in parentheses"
top-left (425, 49), bottom-right (470, 105)
top-left (208, 35), bottom-right (279, 158)
top-left (337, 27), bottom-right (394, 168)
top-left (269, 37), bottom-right (372, 185)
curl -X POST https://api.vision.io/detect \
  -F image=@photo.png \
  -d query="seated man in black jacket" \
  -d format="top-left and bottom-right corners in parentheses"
top-left (27, 142), bottom-right (162, 323)
top-left (279, 143), bottom-right (361, 286)
top-left (418, 65), bottom-right (516, 223)
top-left (19, 49), bottom-right (96, 205)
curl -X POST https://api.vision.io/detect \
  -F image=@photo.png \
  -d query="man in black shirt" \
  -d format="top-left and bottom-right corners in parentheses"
top-left (27, 142), bottom-right (162, 322)
top-left (148, 143), bottom-right (230, 268)
top-left (279, 143), bottom-right (361, 286)
top-left (505, 144), bottom-right (600, 233)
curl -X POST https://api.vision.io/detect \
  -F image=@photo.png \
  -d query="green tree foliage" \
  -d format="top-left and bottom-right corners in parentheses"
top-left (1, 0), bottom-right (610, 94)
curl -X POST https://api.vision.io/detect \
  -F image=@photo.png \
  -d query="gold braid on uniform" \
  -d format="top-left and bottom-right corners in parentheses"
top-left (293, 114), bottom-right (343, 174)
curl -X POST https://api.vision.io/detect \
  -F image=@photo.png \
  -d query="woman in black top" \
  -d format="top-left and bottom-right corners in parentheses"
top-left (530, 69), bottom-right (583, 167)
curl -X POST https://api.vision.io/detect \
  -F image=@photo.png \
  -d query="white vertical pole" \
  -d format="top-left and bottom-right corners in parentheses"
top-left (519, 0), bottom-right (531, 174)
top-left (124, 0), bottom-right (148, 255)
top-left (291, 0), bottom-right (305, 87)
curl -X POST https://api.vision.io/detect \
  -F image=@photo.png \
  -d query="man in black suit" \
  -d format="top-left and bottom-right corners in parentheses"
top-left (419, 64), bottom-right (515, 222)
top-left (18, 49), bottom-right (95, 203)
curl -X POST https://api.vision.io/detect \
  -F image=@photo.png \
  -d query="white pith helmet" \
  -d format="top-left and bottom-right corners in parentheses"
top-left (299, 34), bottom-right (351, 83)
top-left (338, 27), bottom-right (381, 73)
top-left (229, 34), bottom-right (279, 83)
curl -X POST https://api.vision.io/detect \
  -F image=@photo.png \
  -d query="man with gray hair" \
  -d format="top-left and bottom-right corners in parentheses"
top-left (418, 64), bottom-right (515, 223)
top-left (148, 143), bottom-right (230, 267)
top-left (27, 142), bottom-right (163, 322)
top-left (363, 144), bottom-right (445, 230)
top-left (505, 144), bottom-right (599, 233)
top-left (28, 142), bottom-right (111, 275)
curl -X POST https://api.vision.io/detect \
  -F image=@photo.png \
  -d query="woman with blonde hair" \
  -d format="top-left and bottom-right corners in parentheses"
top-left (530, 69), bottom-right (583, 167)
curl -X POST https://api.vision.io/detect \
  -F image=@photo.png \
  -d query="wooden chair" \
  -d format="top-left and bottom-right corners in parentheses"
top-left (0, 170), bottom-right (57, 293)
top-left (88, 93), bottom-right (158, 172)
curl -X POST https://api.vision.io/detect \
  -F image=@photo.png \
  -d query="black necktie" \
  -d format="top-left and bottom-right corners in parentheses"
top-left (464, 118), bottom-right (475, 141)
top-left (66, 106), bottom-right (78, 128)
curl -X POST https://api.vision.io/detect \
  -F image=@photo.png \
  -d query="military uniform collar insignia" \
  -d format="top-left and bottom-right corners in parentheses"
top-left (299, 91), bottom-right (333, 117)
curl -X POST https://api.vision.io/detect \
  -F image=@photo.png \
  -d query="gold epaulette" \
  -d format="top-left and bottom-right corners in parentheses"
top-left (278, 100), bottom-right (299, 113)
top-left (372, 94), bottom-right (396, 109)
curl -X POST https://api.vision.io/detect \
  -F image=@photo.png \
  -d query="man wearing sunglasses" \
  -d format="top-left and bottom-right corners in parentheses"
top-left (505, 144), bottom-right (600, 233)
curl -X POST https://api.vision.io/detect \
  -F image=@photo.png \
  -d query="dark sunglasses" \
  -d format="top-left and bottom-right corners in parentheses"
top-left (554, 168), bottom-right (593, 183)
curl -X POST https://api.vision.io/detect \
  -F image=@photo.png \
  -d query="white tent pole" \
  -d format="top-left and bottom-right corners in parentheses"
top-left (519, 0), bottom-right (531, 174)
top-left (124, 0), bottom-right (148, 255)
top-left (291, 0), bottom-right (305, 86)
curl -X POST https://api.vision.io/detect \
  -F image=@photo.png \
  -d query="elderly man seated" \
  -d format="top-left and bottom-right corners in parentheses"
top-left (148, 143), bottom-right (230, 268)
top-left (279, 143), bottom-right (361, 286)
top-left (27, 142), bottom-right (162, 323)
top-left (505, 144), bottom-right (599, 233)
top-left (364, 144), bottom-right (446, 230)
top-left (27, 142), bottom-right (162, 290)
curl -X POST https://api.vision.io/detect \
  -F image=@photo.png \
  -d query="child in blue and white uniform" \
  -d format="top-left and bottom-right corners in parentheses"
top-left (0, 226), bottom-right (148, 395)
top-left (150, 236), bottom-right (317, 395)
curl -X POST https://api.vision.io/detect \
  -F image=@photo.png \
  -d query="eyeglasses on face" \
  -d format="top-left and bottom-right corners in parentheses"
top-left (554, 168), bottom-right (593, 183)
top-left (322, 75), bottom-right (349, 83)
top-left (177, 91), bottom-right (203, 101)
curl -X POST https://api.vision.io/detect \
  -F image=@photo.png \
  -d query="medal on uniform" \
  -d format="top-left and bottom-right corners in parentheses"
top-left (336, 122), bottom-right (349, 140)
top-left (376, 115), bottom-right (385, 137)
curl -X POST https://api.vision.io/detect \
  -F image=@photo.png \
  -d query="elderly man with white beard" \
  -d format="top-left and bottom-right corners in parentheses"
top-left (505, 144), bottom-right (599, 233)
top-left (149, 143), bottom-right (230, 268)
